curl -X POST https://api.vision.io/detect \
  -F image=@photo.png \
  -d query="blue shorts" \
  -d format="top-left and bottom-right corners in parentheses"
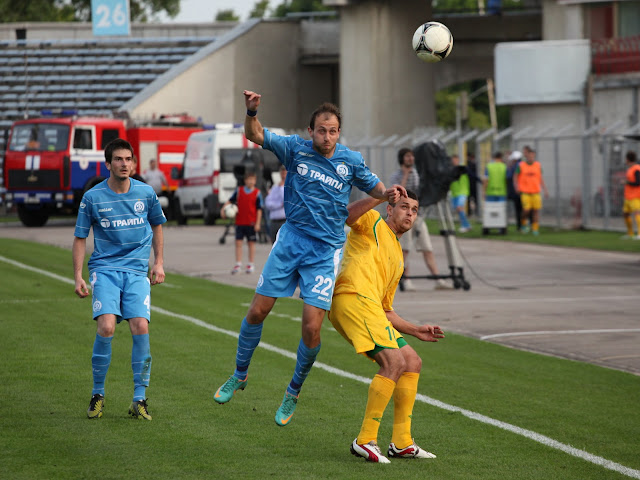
top-left (451, 195), bottom-right (467, 209)
top-left (89, 270), bottom-right (151, 322)
top-left (235, 225), bottom-right (257, 242)
top-left (256, 223), bottom-right (342, 310)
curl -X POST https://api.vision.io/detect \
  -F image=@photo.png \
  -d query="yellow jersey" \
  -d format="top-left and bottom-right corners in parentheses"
top-left (333, 210), bottom-right (404, 311)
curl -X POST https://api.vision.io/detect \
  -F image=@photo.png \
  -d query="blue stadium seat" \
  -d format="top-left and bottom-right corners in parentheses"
top-left (0, 36), bottom-right (212, 127)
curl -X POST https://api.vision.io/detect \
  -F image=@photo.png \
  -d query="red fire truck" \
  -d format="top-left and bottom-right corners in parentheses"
top-left (3, 114), bottom-right (202, 226)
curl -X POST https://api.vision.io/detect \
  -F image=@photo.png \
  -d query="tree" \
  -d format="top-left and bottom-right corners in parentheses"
top-left (433, 0), bottom-right (529, 14)
top-left (0, 0), bottom-right (75, 22)
top-left (271, 0), bottom-right (333, 18)
top-left (250, 0), bottom-right (270, 19)
top-left (0, 0), bottom-right (179, 22)
top-left (215, 9), bottom-right (239, 21)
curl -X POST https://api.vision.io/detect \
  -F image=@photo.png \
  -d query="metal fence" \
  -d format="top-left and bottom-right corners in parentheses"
top-left (341, 124), bottom-right (639, 232)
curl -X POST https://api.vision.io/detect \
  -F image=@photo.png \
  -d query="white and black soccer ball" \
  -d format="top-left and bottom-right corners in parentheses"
top-left (412, 21), bottom-right (453, 63)
top-left (223, 203), bottom-right (238, 219)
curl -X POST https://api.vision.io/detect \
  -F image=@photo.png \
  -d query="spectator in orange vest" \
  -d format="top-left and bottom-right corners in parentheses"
top-left (622, 150), bottom-right (640, 240)
top-left (513, 145), bottom-right (548, 235)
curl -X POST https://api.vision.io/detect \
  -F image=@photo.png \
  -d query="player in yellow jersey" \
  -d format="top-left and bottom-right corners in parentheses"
top-left (328, 190), bottom-right (445, 463)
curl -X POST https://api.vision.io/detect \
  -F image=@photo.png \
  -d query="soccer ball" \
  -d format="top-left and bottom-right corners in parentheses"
top-left (223, 203), bottom-right (238, 219)
top-left (412, 22), bottom-right (453, 63)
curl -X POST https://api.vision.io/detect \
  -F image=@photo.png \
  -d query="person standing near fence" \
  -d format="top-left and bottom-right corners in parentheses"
top-left (221, 171), bottom-right (263, 274)
top-left (450, 154), bottom-right (471, 233)
top-left (466, 152), bottom-right (481, 217)
top-left (506, 151), bottom-right (524, 231)
top-left (622, 150), bottom-right (640, 239)
top-left (264, 165), bottom-right (287, 242)
top-left (483, 151), bottom-right (507, 201)
top-left (142, 159), bottom-right (169, 195)
top-left (513, 146), bottom-right (548, 235)
top-left (389, 148), bottom-right (452, 291)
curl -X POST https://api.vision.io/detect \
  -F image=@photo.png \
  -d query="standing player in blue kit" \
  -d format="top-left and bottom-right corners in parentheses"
top-left (73, 138), bottom-right (166, 421)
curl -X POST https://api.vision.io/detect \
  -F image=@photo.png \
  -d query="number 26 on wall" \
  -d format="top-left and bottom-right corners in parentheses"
top-left (91, 0), bottom-right (131, 36)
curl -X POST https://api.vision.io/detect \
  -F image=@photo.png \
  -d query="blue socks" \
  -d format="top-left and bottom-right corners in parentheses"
top-left (232, 318), bottom-right (319, 397)
top-left (234, 317), bottom-right (263, 380)
top-left (132, 333), bottom-right (152, 402)
top-left (458, 210), bottom-right (470, 228)
top-left (91, 334), bottom-right (112, 396)
top-left (287, 339), bottom-right (321, 397)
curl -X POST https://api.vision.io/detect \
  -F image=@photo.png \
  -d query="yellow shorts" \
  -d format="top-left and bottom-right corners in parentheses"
top-left (328, 293), bottom-right (402, 357)
top-left (623, 198), bottom-right (640, 214)
top-left (521, 193), bottom-right (542, 210)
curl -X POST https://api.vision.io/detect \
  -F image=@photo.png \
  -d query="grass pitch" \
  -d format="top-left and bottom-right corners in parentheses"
top-left (0, 238), bottom-right (638, 480)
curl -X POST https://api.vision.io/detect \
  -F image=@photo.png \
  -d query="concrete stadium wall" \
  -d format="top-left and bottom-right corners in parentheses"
top-left (432, 12), bottom-right (541, 91)
top-left (126, 35), bottom-right (239, 123)
top-left (126, 20), bottom-right (339, 130)
top-left (542, 0), bottom-right (584, 40)
top-left (591, 83), bottom-right (640, 128)
top-left (338, 0), bottom-right (435, 140)
top-left (0, 21), bottom-right (235, 40)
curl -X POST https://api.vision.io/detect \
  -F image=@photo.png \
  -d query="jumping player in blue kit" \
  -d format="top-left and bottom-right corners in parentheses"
top-left (214, 90), bottom-right (406, 426)
top-left (73, 138), bottom-right (166, 421)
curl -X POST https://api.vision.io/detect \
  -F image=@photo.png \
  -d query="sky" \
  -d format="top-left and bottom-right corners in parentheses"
top-left (162, 0), bottom-right (259, 22)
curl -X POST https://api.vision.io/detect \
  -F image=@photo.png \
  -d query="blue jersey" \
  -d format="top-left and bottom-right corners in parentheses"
top-left (263, 128), bottom-right (380, 247)
top-left (74, 178), bottom-right (167, 275)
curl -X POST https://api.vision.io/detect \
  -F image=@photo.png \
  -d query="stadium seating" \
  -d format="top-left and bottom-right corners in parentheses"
top-left (0, 35), bottom-right (217, 131)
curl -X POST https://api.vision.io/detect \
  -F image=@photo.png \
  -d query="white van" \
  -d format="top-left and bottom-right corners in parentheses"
top-left (173, 126), bottom-right (285, 224)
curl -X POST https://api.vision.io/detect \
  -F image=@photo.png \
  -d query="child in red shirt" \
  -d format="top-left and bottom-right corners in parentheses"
top-left (221, 172), bottom-right (263, 274)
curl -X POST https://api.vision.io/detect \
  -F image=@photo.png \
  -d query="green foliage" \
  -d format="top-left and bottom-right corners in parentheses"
top-left (433, 0), bottom-right (530, 14)
top-left (250, 0), bottom-right (270, 18)
top-left (0, 0), bottom-right (179, 22)
top-left (215, 9), bottom-right (240, 21)
top-left (0, 0), bottom-right (75, 22)
top-left (271, 0), bottom-right (333, 18)
top-left (436, 80), bottom-right (510, 130)
top-left (436, 88), bottom-right (491, 130)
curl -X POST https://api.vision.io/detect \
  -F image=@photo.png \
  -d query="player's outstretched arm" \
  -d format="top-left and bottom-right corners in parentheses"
top-left (72, 236), bottom-right (89, 298)
top-left (346, 196), bottom-right (386, 226)
top-left (385, 310), bottom-right (445, 343)
top-left (150, 224), bottom-right (165, 285)
top-left (244, 90), bottom-right (264, 146)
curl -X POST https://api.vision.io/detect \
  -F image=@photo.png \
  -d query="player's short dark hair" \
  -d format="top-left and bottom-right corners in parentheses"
top-left (397, 148), bottom-right (413, 166)
top-left (493, 151), bottom-right (503, 159)
top-left (391, 189), bottom-right (419, 207)
top-left (309, 102), bottom-right (341, 130)
top-left (104, 138), bottom-right (134, 163)
top-left (626, 151), bottom-right (637, 163)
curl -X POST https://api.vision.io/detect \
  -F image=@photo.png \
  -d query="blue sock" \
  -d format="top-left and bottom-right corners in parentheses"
top-left (287, 339), bottom-right (321, 396)
top-left (234, 317), bottom-right (263, 380)
top-left (91, 334), bottom-right (112, 396)
top-left (459, 210), bottom-right (470, 228)
top-left (132, 334), bottom-right (152, 402)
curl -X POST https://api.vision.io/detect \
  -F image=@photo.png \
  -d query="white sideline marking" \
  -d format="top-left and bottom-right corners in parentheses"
top-left (481, 329), bottom-right (640, 340)
top-left (2, 254), bottom-right (639, 480)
